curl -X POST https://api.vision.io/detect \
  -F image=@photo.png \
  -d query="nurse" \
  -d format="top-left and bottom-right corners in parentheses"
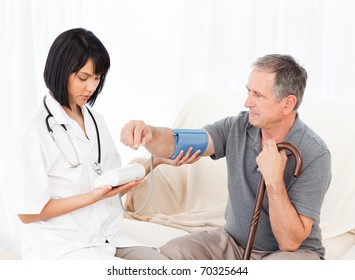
top-left (9, 28), bottom-right (194, 259)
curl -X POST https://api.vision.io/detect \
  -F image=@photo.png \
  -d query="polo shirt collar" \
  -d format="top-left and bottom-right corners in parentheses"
top-left (246, 112), bottom-right (305, 151)
top-left (284, 113), bottom-right (305, 148)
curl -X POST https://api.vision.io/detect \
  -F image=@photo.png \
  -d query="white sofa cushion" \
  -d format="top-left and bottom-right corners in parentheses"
top-left (299, 100), bottom-right (355, 239)
top-left (123, 218), bottom-right (188, 247)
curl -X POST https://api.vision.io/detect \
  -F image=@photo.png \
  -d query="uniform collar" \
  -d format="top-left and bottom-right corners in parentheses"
top-left (45, 92), bottom-right (89, 126)
top-left (44, 93), bottom-right (93, 143)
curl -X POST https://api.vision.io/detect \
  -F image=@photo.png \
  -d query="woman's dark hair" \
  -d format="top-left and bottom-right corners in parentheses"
top-left (43, 28), bottom-right (110, 107)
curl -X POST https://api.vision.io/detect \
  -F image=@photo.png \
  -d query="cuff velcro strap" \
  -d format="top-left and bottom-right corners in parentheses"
top-left (171, 129), bottom-right (208, 159)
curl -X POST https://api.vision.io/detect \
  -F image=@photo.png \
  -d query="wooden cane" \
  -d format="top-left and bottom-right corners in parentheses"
top-left (242, 142), bottom-right (303, 260)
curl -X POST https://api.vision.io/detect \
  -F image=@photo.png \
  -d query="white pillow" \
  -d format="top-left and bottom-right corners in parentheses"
top-left (299, 100), bottom-right (355, 238)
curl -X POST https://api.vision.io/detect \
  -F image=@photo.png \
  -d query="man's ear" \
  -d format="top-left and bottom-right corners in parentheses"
top-left (283, 95), bottom-right (297, 114)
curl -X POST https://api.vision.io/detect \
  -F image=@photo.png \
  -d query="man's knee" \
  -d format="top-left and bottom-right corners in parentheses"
top-left (160, 234), bottom-right (211, 260)
top-left (261, 250), bottom-right (321, 260)
top-left (116, 246), bottom-right (169, 260)
top-left (160, 237), bottom-right (189, 259)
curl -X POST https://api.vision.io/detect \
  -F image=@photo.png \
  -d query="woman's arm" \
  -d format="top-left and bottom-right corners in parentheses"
top-left (18, 180), bottom-right (141, 224)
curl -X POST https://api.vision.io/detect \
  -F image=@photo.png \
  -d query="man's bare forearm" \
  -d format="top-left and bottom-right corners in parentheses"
top-left (144, 126), bottom-right (175, 158)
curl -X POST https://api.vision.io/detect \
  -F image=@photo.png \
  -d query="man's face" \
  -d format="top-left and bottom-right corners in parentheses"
top-left (244, 69), bottom-right (286, 130)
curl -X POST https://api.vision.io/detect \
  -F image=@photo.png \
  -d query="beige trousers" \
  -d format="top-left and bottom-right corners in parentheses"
top-left (159, 228), bottom-right (322, 260)
top-left (115, 246), bottom-right (169, 260)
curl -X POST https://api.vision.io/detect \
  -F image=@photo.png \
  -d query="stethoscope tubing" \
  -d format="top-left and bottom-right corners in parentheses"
top-left (43, 95), bottom-right (101, 170)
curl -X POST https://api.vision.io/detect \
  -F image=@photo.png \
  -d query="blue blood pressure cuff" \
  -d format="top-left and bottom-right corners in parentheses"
top-left (171, 129), bottom-right (208, 159)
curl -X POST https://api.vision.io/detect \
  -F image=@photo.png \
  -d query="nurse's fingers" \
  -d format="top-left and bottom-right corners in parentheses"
top-left (161, 148), bottom-right (201, 167)
top-left (94, 180), bottom-right (142, 199)
top-left (181, 147), bottom-right (201, 164)
top-left (113, 180), bottom-right (142, 197)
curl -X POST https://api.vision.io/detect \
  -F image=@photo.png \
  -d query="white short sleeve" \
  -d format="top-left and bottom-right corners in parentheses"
top-left (8, 120), bottom-right (51, 214)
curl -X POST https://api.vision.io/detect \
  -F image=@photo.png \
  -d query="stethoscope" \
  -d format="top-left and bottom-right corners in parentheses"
top-left (43, 95), bottom-right (103, 175)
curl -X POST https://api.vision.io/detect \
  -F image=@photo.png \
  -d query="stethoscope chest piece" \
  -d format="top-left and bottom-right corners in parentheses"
top-left (93, 162), bottom-right (103, 175)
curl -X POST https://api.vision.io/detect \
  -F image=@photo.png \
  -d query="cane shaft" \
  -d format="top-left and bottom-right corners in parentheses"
top-left (242, 142), bottom-right (302, 260)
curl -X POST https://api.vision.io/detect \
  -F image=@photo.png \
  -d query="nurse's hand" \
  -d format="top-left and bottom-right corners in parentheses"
top-left (92, 180), bottom-right (143, 200)
top-left (155, 147), bottom-right (201, 167)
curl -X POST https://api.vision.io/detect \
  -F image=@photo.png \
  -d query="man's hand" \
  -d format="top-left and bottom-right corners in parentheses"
top-left (120, 120), bottom-right (153, 150)
top-left (256, 140), bottom-right (287, 190)
top-left (120, 121), bottom-right (175, 158)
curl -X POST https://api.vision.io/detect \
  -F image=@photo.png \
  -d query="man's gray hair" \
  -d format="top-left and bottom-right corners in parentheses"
top-left (252, 54), bottom-right (307, 110)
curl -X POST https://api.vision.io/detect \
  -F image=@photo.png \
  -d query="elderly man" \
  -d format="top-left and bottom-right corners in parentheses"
top-left (120, 54), bottom-right (331, 260)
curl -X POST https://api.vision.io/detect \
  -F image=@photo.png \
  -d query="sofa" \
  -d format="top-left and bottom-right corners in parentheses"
top-left (1, 92), bottom-right (354, 260)
top-left (122, 92), bottom-right (355, 260)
